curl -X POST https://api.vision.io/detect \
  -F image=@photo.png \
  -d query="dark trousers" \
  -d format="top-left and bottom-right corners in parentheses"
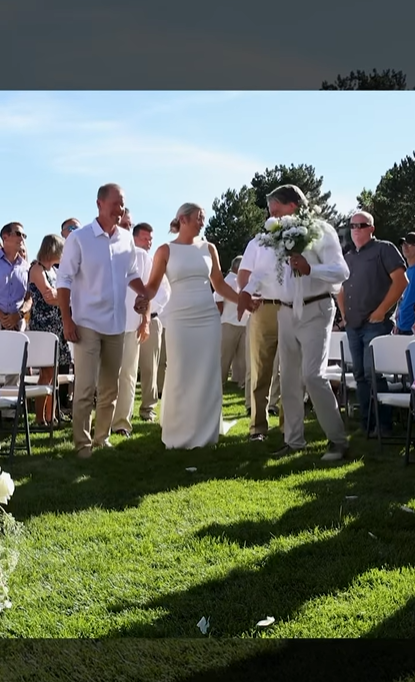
top-left (346, 320), bottom-right (393, 431)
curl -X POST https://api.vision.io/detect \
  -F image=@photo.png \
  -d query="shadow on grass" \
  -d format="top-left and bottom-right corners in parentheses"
top-left (2, 387), bottom-right (414, 528)
top-left (102, 460), bottom-right (415, 638)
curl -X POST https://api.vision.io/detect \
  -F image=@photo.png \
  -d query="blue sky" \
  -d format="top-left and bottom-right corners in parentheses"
top-left (0, 91), bottom-right (414, 260)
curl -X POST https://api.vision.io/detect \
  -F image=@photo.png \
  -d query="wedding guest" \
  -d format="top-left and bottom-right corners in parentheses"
top-left (0, 222), bottom-right (32, 385)
top-left (239, 184), bottom-right (350, 460)
top-left (28, 234), bottom-right (72, 426)
top-left (120, 208), bottom-right (133, 231)
top-left (237, 226), bottom-right (281, 441)
top-left (61, 218), bottom-right (81, 240)
top-left (56, 183), bottom-right (149, 459)
top-left (395, 233), bottom-right (415, 335)
top-left (214, 256), bottom-right (249, 388)
top-left (337, 211), bottom-right (407, 436)
top-left (133, 222), bottom-right (169, 422)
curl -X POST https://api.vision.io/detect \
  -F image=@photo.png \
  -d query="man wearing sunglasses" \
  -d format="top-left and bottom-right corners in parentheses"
top-left (0, 222), bottom-right (32, 386)
top-left (337, 211), bottom-right (407, 436)
top-left (61, 218), bottom-right (81, 240)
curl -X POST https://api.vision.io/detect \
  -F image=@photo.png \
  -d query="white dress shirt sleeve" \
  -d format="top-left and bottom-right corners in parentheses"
top-left (152, 275), bottom-right (171, 313)
top-left (56, 232), bottom-right (82, 290)
top-left (239, 238), bottom-right (257, 273)
top-left (309, 227), bottom-right (350, 284)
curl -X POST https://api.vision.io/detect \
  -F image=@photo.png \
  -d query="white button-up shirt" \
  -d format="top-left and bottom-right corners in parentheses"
top-left (242, 225), bottom-right (349, 303)
top-left (56, 219), bottom-right (141, 335)
top-left (214, 271), bottom-right (249, 326)
top-left (278, 223), bottom-right (349, 303)
top-left (240, 236), bottom-right (284, 300)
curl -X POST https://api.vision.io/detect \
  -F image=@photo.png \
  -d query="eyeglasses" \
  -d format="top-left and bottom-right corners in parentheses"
top-left (350, 222), bottom-right (372, 230)
top-left (64, 225), bottom-right (78, 232)
top-left (11, 230), bottom-right (27, 239)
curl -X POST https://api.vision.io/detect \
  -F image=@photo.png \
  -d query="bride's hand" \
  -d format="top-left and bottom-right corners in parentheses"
top-left (134, 293), bottom-right (149, 314)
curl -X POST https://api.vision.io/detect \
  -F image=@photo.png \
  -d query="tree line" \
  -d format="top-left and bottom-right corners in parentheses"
top-left (205, 69), bottom-right (415, 272)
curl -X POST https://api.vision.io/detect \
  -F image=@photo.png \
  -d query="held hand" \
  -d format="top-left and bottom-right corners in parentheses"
top-left (134, 293), bottom-right (149, 315)
top-left (63, 318), bottom-right (80, 342)
top-left (137, 321), bottom-right (150, 343)
top-left (44, 288), bottom-right (57, 303)
top-left (290, 253), bottom-right (311, 276)
top-left (237, 291), bottom-right (253, 321)
top-left (368, 310), bottom-right (385, 323)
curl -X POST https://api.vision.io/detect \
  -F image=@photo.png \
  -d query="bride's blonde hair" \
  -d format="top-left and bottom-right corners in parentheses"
top-left (170, 203), bottom-right (204, 233)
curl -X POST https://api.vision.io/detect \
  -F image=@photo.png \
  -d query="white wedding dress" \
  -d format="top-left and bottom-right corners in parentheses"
top-left (160, 240), bottom-right (235, 449)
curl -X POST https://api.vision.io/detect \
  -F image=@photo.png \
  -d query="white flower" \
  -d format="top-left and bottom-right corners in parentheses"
top-left (312, 205), bottom-right (322, 215)
top-left (264, 217), bottom-right (280, 232)
top-left (284, 239), bottom-right (295, 250)
top-left (0, 471), bottom-right (15, 505)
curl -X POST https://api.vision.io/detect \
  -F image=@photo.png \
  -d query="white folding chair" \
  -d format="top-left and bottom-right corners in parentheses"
top-left (0, 331), bottom-right (59, 445)
top-left (368, 335), bottom-right (412, 451)
top-left (404, 339), bottom-right (415, 466)
top-left (0, 330), bottom-right (31, 460)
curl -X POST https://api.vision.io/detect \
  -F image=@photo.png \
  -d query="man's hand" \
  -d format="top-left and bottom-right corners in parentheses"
top-left (137, 320), bottom-right (150, 343)
top-left (63, 317), bottom-right (80, 342)
top-left (290, 253), bottom-right (311, 276)
top-left (368, 309), bottom-right (385, 323)
top-left (44, 288), bottom-right (57, 304)
top-left (134, 293), bottom-right (149, 315)
top-left (237, 291), bottom-right (261, 320)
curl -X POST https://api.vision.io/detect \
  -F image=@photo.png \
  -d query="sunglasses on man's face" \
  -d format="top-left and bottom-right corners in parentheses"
top-left (11, 230), bottom-right (27, 239)
top-left (64, 225), bottom-right (77, 232)
top-left (350, 222), bottom-right (372, 230)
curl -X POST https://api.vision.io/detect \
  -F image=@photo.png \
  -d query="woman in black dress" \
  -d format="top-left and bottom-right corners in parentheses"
top-left (29, 234), bottom-right (72, 425)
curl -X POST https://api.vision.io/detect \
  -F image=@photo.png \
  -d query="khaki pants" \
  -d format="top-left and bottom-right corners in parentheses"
top-left (221, 323), bottom-right (246, 386)
top-left (112, 330), bottom-right (141, 433)
top-left (72, 326), bottom-right (124, 452)
top-left (248, 303), bottom-right (280, 435)
top-left (278, 298), bottom-right (348, 450)
top-left (157, 327), bottom-right (166, 396)
top-left (139, 315), bottom-right (162, 418)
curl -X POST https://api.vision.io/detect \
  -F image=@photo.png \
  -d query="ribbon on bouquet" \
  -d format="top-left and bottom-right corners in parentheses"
top-left (292, 271), bottom-right (305, 320)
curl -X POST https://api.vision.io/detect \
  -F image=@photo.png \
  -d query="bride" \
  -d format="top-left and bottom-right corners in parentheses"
top-left (134, 203), bottom-right (251, 450)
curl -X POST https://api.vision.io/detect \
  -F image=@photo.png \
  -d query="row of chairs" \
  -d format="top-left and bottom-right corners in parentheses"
top-left (0, 330), bottom-right (75, 460)
top-left (324, 331), bottom-right (415, 464)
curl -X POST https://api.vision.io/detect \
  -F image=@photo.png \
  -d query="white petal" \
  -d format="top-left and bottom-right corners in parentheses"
top-left (256, 616), bottom-right (275, 627)
top-left (185, 467), bottom-right (197, 473)
top-left (400, 505), bottom-right (415, 514)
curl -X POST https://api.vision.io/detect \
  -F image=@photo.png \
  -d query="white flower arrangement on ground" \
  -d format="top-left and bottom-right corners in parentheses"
top-left (260, 205), bottom-right (323, 283)
top-left (0, 468), bottom-right (22, 614)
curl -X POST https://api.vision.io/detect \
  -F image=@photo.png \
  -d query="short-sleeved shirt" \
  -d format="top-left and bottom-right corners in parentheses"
top-left (0, 250), bottom-right (29, 314)
top-left (343, 238), bottom-right (406, 328)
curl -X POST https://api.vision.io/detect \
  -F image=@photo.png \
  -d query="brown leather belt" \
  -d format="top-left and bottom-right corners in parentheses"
top-left (280, 293), bottom-right (332, 308)
top-left (262, 299), bottom-right (281, 305)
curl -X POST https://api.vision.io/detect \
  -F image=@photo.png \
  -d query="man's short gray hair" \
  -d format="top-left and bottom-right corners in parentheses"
top-left (350, 210), bottom-right (374, 226)
top-left (266, 184), bottom-right (308, 208)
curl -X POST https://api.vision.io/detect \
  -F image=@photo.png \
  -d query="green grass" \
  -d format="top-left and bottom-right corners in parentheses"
top-left (1, 386), bottom-right (415, 678)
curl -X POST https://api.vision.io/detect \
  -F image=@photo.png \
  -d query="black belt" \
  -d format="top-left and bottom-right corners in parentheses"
top-left (262, 299), bottom-right (281, 305)
top-left (151, 312), bottom-right (158, 319)
top-left (280, 293), bottom-right (332, 308)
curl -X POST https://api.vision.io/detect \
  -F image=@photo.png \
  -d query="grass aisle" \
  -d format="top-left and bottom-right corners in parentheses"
top-left (1, 385), bottom-right (415, 644)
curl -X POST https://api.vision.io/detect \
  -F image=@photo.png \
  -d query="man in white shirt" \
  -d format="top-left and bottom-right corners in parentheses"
top-left (111, 246), bottom-right (153, 437)
top-left (133, 222), bottom-right (170, 422)
top-left (214, 256), bottom-right (249, 388)
top-left (237, 232), bottom-right (282, 441)
top-left (56, 183), bottom-right (150, 458)
top-left (239, 184), bottom-right (350, 461)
